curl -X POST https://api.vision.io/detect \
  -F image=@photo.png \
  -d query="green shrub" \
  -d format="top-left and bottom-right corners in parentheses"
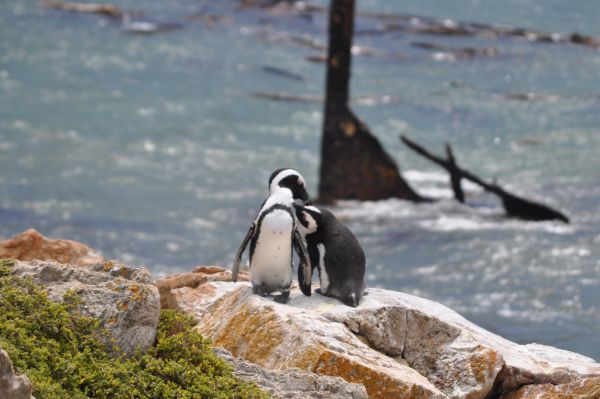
top-left (0, 260), bottom-right (268, 399)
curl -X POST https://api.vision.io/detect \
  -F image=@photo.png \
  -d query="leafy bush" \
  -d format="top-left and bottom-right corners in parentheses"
top-left (0, 259), bottom-right (268, 399)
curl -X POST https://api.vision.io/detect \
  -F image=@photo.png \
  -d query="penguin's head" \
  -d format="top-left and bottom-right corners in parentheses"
top-left (268, 168), bottom-right (311, 202)
top-left (294, 204), bottom-right (323, 235)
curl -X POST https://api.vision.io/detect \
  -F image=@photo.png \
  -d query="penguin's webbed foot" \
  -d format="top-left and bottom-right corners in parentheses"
top-left (315, 288), bottom-right (324, 295)
top-left (252, 283), bottom-right (268, 297)
top-left (273, 290), bottom-right (290, 304)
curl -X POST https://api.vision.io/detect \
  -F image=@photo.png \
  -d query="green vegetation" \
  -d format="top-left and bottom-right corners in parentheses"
top-left (0, 259), bottom-right (268, 399)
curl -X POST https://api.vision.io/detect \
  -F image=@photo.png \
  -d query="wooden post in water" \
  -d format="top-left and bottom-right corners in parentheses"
top-left (318, 0), bottom-right (424, 203)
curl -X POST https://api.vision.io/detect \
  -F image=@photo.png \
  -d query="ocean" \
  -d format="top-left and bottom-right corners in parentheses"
top-left (1, 0), bottom-right (599, 360)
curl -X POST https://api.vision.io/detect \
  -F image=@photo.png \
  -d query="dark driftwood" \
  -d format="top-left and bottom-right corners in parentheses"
top-left (41, 0), bottom-right (123, 18)
top-left (318, 0), bottom-right (424, 203)
top-left (299, 3), bottom-right (600, 49)
top-left (400, 135), bottom-right (569, 223)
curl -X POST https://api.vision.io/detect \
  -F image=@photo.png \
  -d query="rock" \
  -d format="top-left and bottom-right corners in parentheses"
top-left (154, 265), bottom-right (250, 309)
top-left (0, 349), bottom-right (34, 399)
top-left (0, 229), bottom-right (103, 266)
top-left (215, 347), bottom-right (368, 399)
top-left (157, 266), bottom-right (600, 399)
top-left (502, 376), bottom-right (600, 399)
top-left (9, 260), bottom-right (160, 357)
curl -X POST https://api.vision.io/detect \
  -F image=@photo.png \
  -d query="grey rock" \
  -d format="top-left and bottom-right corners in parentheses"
top-left (323, 289), bottom-right (600, 399)
top-left (0, 349), bottom-right (34, 399)
top-left (214, 348), bottom-right (368, 399)
top-left (9, 260), bottom-right (160, 357)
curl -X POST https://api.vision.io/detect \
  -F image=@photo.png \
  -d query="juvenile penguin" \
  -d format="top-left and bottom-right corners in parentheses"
top-left (232, 168), bottom-right (312, 303)
top-left (295, 205), bottom-right (366, 307)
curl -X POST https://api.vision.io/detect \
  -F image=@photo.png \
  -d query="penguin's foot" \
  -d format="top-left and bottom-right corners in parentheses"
top-left (252, 284), bottom-right (268, 297)
top-left (273, 290), bottom-right (290, 304)
top-left (315, 288), bottom-right (324, 295)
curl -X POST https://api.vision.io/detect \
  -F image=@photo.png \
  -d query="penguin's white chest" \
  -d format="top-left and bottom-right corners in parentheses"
top-left (251, 209), bottom-right (294, 291)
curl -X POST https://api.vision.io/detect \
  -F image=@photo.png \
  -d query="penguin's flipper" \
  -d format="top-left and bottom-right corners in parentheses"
top-left (294, 229), bottom-right (312, 296)
top-left (233, 224), bottom-right (254, 282)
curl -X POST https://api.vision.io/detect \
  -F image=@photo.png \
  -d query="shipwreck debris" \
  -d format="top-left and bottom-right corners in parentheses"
top-left (318, 0), bottom-right (425, 203)
top-left (400, 135), bottom-right (570, 223)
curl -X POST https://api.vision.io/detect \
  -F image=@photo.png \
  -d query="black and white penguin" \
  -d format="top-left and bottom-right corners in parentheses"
top-left (295, 205), bottom-right (366, 307)
top-left (232, 168), bottom-right (312, 303)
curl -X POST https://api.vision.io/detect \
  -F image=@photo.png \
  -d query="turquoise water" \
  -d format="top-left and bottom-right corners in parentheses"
top-left (1, 0), bottom-right (599, 359)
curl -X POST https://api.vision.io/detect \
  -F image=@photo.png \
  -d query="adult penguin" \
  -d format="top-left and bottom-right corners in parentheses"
top-left (232, 168), bottom-right (312, 303)
top-left (295, 205), bottom-right (366, 307)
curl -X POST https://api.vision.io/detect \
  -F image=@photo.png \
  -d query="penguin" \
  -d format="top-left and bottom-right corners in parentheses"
top-left (232, 168), bottom-right (312, 304)
top-left (295, 204), bottom-right (366, 307)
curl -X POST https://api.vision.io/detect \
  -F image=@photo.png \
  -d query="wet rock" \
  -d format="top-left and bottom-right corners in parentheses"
top-left (8, 260), bottom-right (160, 357)
top-left (0, 229), bottom-right (103, 266)
top-left (215, 347), bottom-right (368, 399)
top-left (0, 349), bottom-right (34, 399)
top-left (159, 266), bottom-right (600, 399)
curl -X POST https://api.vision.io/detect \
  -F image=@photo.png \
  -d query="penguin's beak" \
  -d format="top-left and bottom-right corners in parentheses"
top-left (299, 187), bottom-right (311, 203)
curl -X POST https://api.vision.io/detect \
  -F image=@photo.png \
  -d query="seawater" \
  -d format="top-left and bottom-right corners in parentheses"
top-left (1, 0), bottom-right (599, 360)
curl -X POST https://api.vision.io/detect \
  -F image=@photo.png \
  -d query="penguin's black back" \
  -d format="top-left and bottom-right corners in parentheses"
top-left (307, 208), bottom-right (366, 307)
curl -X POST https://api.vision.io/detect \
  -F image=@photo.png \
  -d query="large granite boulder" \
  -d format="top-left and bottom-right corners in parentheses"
top-left (0, 229), bottom-right (103, 266)
top-left (8, 260), bottom-right (160, 357)
top-left (215, 347), bottom-right (368, 399)
top-left (156, 267), bottom-right (600, 399)
top-left (0, 349), bottom-right (34, 399)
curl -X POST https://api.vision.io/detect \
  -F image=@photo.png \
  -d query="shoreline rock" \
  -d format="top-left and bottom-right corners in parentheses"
top-left (2, 227), bottom-right (599, 398)
top-left (0, 229), bottom-right (103, 266)
top-left (156, 266), bottom-right (600, 399)
top-left (215, 347), bottom-right (368, 399)
top-left (8, 260), bottom-right (160, 357)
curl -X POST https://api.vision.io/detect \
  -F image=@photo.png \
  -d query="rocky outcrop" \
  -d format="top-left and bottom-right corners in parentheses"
top-left (0, 349), bottom-right (34, 399)
top-left (503, 376), bottom-right (600, 399)
top-left (215, 348), bottom-right (368, 399)
top-left (0, 229), bottom-right (103, 266)
top-left (156, 267), bottom-right (600, 399)
top-left (8, 260), bottom-right (160, 357)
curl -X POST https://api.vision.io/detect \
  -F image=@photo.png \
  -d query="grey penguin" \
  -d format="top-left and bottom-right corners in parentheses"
top-left (232, 168), bottom-right (312, 304)
top-left (295, 204), bottom-right (366, 307)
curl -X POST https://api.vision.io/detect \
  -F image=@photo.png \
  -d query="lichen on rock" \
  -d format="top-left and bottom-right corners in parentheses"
top-left (7, 259), bottom-right (160, 357)
top-left (157, 266), bottom-right (600, 399)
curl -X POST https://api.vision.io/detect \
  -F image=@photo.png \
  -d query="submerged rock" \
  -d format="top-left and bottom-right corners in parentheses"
top-left (157, 266), bottom-right (600, 399)
top-left (0, 349), bottom-right (34, 399)
top-left (0, 229), bottom-right (103, 266)
top-left (8, 260), bottom-right (160, 357)
top-left (215, 347), bottom-right (368, 399)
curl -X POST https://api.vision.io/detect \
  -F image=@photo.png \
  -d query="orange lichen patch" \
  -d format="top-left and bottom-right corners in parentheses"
top-left (201, 301), bottom-right (285, 366)
top-left (503, 376), bottom-right (600, 399)
top-left (469, 346), bottom-right (500, 384)
top-left (117, 301), bottom-right (129, 311)
top-left (107, 316), bottom-right (118, 325)
top-left (308, 350), bottom-right (432, 399)
top-left (128, 283), bottom-right (147, 303)
top-left (102, 260), bottom-right (115, 271)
